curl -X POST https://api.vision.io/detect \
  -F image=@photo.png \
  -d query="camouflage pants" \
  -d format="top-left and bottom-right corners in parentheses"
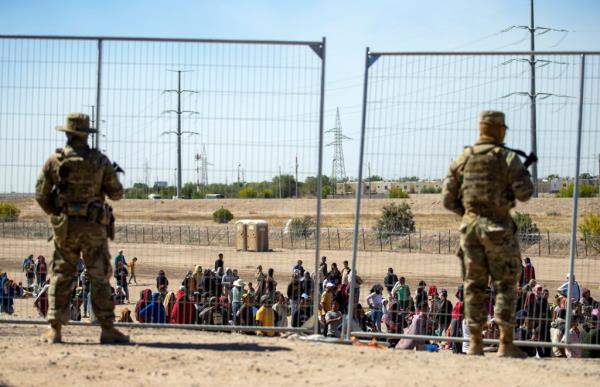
top-left (48, 217), bottom-right (114, 324)
top-left (460, 216), bottom-right (522, 329)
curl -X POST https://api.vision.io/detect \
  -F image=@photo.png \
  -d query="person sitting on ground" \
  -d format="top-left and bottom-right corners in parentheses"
top-left (171, 288), bottom-right (196, 324)
top-left (118, 308), bottom-right (134, 323)
top-left (163, 290), bottom-right (177, 322)
top-left (255, 295), bottom-right (276, 336)
top-left (273, 293), bottom-right (289, 328)
top-left (135, 288), bottom-right (153, 323)
top-left (198, 296), bottom-right (225, 326)
top-left (139, 292), bottom-right (167, 324)
top-left (236, 293), bottom-right (255, 328)
top-left (113, 286), bottom-right (126, 305)
top-left (292, 293), bottom-right (311, 328)
top-left (396, 302), bottom-right (430, 350)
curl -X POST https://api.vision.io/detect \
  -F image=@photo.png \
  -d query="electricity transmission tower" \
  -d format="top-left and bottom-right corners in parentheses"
top-left (327, 108), bottom-right (351, 196)
top-left (501, 0), bottom-right (569, 197)
top-left (161, 70), bottom-right (199, 198)
top-left (195, 144), bottom-right (211, 191)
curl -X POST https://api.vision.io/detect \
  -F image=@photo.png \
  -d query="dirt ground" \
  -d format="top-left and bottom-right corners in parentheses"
top-left (6, 196), bottom-right (599, 231)
top-left (0, 324), bottom-right (598, 387)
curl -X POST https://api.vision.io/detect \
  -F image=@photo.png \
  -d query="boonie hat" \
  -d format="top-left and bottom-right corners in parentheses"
top-left (56, 112), bottom-right (97, 136)
top-left (479, 110), bottom-right (507, 128)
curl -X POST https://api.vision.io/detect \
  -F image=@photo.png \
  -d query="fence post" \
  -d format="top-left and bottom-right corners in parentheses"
top-left (584, 234), bottom-right (588, 257)
top-left (447, 230), bottom-right (451, 253)
top-left (327, 228), bottom-right (331, 249)
top-left (226, 226), bottom-right (230, 246)
top-left (206, 227), bottom-right (210, 245)
top-left (179, 226), bottom-right (182, 244)
top-left (291, 232), bottom-right (294, 248)
top-left (187, 226), bottom-right (191, 244)
top-left (151, 225), bottom-right (154, 241)
top-left (362, 228), bottom-right (366, 251)
top-left (537, 231), bottom-right (541, 256)
top-left (389, 234), bottom-right (393, 251)
top-left (408, 232), bottom-right (411, 253)
top-left (168, 226), bottom-right (172, 243)
top-left (134, 224), bottom-right (137, 242)
top-left (419, 229), bottom-right (421, 251)
top-left (125, 225), bottom-right (128, 242)
top-left (337, 228), bottom-right (341, 249)
top-left (379, 235), bottom-right (383, 251)
top-left (161, 226), bottom-right (164, 243)
top-left (304, 235), bottom-right (307, 249)
top-left (281, 228), bottom-right (284, 248)
top-left (438, 232), bottom-right (441, 254)
top-left (547, 231), bottom-right (551, 255)
top-left (142, 226), bottom-right (145, 243)
top-left (2, 222), bottom-right (4, 237)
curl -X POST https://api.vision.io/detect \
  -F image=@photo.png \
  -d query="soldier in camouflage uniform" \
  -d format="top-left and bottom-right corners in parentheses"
top-left (442, 111), bottom-right (533, 357)
top-left (35, 113), bottom-right (129, 344)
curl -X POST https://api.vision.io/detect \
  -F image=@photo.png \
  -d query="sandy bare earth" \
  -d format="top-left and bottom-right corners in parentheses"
top-left (0, 324), bottom-right (598, 387)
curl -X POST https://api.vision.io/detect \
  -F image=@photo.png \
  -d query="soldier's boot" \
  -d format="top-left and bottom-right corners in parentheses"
top-left (100, 322), bottom-right (130, 345)
top-left (467, 325), bottom-right (484, 356)
top-left (41, 320), bottom-right (62, 344)
top-left (498, 326), bottom-right (527, 358)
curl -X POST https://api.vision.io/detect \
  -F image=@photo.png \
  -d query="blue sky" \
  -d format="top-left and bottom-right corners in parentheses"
top-left (1, 0), bottom-right (599, 191)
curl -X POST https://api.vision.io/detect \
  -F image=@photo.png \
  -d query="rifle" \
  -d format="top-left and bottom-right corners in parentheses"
top-left (112, 162), bottom-right (125, 174)
top-left (502, 145), bottom-right (538, 168)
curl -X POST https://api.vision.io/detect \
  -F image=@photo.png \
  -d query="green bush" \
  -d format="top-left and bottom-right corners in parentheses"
top-left (374, 202), bottom-right (415, 239)
top-left (513, 212), bottom-right (539, 234)
top-left (0, 202), bottom-right (20, 222)
top-left (239, 187), bottom-right (258, 198)
top-left (288, 216), bottom-right (314, 239)
top-left (212, 207), bottom-right (233, 224)
top-left (389, 187), bottom-right (409, 199)
top-left (579, 213), bottom-right (600, 253)
top-left (556, 183), bottom-right (599, 198)
top-left (420, 186), bottom-right (442, 194)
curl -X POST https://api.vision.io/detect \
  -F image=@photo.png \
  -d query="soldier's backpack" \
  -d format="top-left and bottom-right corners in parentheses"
top-left (55, 148), bottom-right (103, 216)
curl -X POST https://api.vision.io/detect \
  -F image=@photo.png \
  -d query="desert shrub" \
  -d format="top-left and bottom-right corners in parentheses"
top-left (375, 202), bottom-right (415, 239)
top-left (419, 186), bottom-right (442, 194)
top-left (389, 187), bottom-right (409, 199)
top-left (239, 187), bottom-right (258, 198)
top-left (289, 216), bottom-right (314, 239)
top-left (556, 183), bottom-right (599, 198)
top-left (212, 207), bottom-right (233, 224)
top-left (513, 212), bottom-right (540, 244)
top-left (0, 202), bottom-right (20, 222)
top-left (579, 213), bottom-right (600, 253)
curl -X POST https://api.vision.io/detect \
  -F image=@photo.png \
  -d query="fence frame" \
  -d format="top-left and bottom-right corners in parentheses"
top-left (0, 34), bottom-right (327, 335)
top-left (346, 49), bottom-right (600, 351)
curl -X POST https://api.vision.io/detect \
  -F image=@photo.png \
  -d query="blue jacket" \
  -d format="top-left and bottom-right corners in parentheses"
top-left (139, 293), bottom-right (167, 324)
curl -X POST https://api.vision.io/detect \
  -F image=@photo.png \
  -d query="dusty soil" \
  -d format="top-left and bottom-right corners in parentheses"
top-left (5, 196), bottom-right (599, 231)
top-left (0, 324), bottom-right (598, 387)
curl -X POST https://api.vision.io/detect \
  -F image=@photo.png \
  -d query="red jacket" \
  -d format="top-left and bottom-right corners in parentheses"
top-left (171, 290), bottom-right (195, 324)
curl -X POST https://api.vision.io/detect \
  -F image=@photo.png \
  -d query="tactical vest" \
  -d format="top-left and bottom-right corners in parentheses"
top-left (55, 148), bottom-right (104, 216)
top-left (459, 144), bottom-right (511, 217)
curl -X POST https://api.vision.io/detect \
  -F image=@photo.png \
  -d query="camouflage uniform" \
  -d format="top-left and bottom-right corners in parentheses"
top-left (442, 111), bottom-right (533, 355)
top-left (35, 113), bottom-right (128, 343)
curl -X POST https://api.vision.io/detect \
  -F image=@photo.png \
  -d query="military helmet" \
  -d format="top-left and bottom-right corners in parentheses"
top-left (56, 113), bottom-right (98, 136)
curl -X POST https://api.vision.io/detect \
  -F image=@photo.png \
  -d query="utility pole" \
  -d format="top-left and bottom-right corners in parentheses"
top-left (237, 163), bottom-right (242, 187)
top-left (529, 0), bottom-right (538, 197)
top-left (295, 155), bottom-right (299, 198)
top-left (162, 70), bottom-right (199, 199)
top-left (327, 108), bottom-right (351, 196)
top-left (501, 0), bottom-right (568, 197)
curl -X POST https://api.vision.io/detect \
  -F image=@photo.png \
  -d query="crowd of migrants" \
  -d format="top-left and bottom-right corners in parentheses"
top-left (1, 251), bottom-right (599, 357)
